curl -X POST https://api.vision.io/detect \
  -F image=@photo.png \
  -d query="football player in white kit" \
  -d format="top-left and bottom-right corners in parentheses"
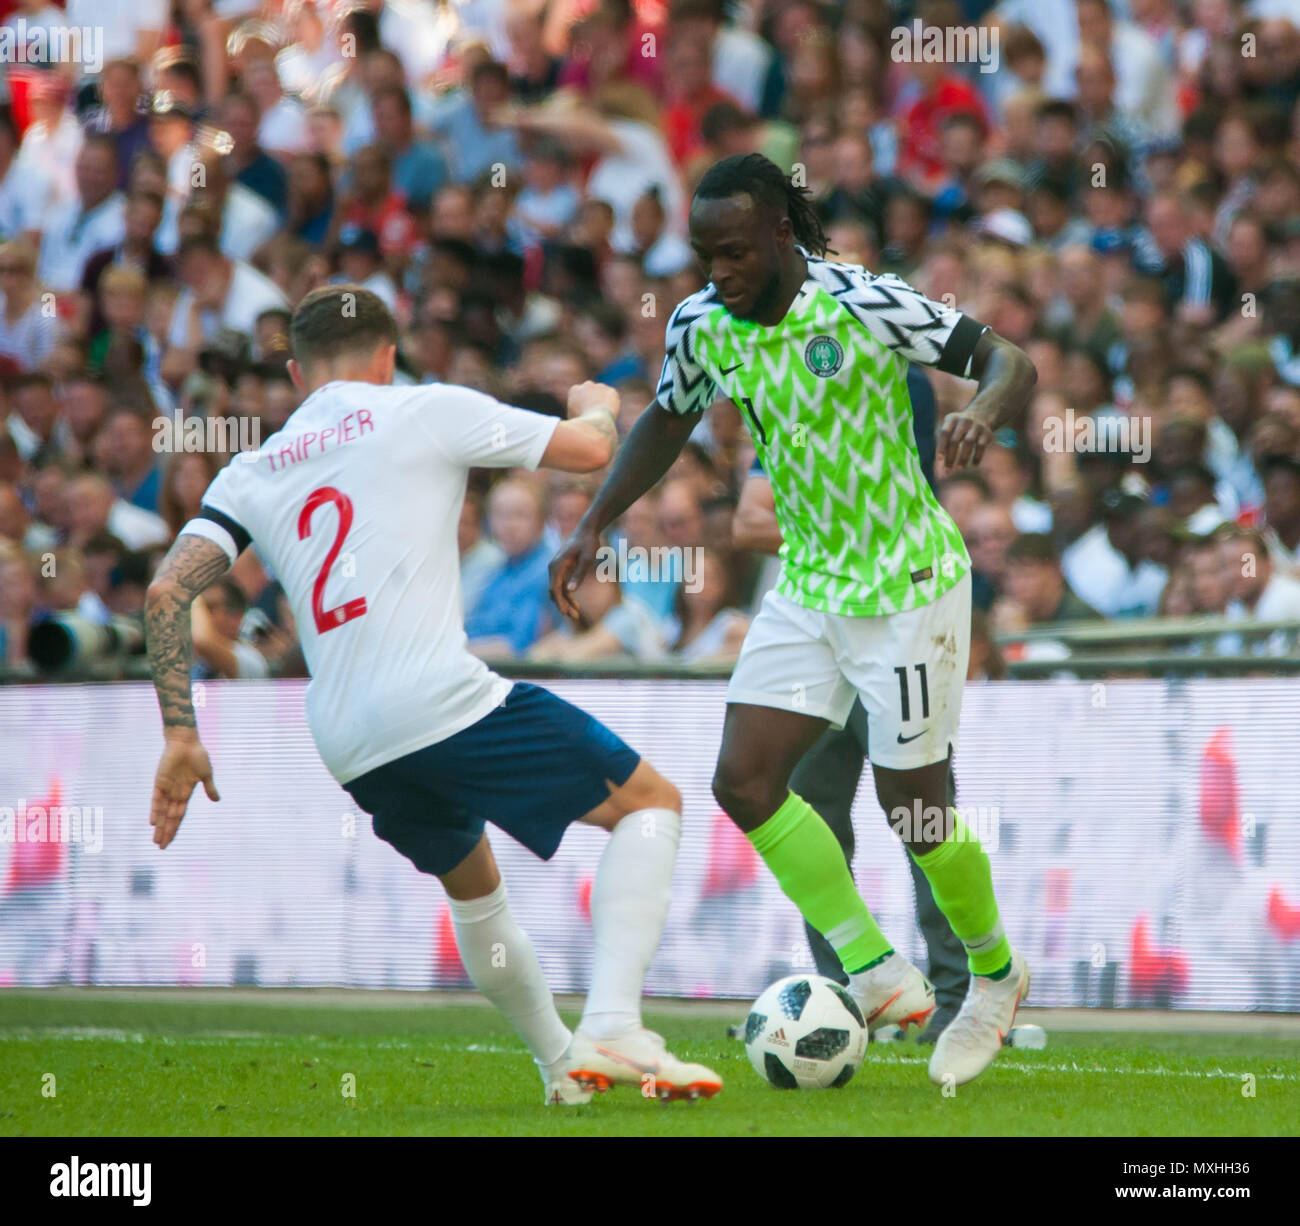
top-left (143, 285), bottom-right (721, 1105)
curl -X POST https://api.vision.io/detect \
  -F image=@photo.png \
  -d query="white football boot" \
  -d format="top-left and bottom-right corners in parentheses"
top-left (565, 1027), bottom-right (723, 1101)
top-left (849, 952), bottom-right (936, 1036)
top-left (928, 950), bottom-right (1030, 1088)
top-left (542, 1070), bottom-right (593, 1107)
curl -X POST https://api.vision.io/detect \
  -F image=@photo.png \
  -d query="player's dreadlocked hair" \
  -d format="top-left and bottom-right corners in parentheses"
top-left (693, 153), bottom-right (830, 258)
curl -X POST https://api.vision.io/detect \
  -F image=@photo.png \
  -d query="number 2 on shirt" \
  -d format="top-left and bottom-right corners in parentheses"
top-left (298, 486), bottom-right (368, 633)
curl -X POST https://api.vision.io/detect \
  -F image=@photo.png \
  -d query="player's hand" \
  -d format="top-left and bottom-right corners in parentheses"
top-left (549, 525), bottom-right (601, 622)
top-left (938, 409), bottom-right (996, 471)
top-left (150, 730), bottom-right (220, 850)
top-left (566, 381), bottom-right (621, 421)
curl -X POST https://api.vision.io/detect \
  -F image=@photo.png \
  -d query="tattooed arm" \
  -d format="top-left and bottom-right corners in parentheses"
top-left (144, 533), bottom-right (232, 848)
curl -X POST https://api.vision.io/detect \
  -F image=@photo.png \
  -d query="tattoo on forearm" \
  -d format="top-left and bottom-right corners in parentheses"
top-left (145, 535), bottom-right (232, 730)
top-left (584, 407), bottom-right (618, 453)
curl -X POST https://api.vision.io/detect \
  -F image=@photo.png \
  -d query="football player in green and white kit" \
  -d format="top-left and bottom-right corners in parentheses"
top-left (550, 154), bottom-right (1038, 1088)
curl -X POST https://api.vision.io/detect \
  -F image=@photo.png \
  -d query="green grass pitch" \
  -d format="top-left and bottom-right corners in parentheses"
top-left (2, 992), bottom-right (1297, 1137)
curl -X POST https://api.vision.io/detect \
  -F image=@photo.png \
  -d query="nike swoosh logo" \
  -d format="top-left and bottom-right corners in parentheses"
top-left (592, 1044), bottom-right (660, 1076)
top-left (867, 989), bottom-right (902, 1022)
top-left (719, 363), bottom-right (743, 376)
top-left (896, 730), bottom-right (927, 744)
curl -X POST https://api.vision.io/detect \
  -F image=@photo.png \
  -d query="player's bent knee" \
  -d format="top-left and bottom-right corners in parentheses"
top-left (711, 763), bottom-right (780, 832)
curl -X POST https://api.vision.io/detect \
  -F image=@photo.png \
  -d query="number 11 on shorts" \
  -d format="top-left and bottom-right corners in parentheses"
top-left (894, 663), bottom-right (930, 722)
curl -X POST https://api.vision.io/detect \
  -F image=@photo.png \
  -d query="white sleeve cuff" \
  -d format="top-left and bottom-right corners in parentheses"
top-left (522, 413), bottom-right (562, 471)
top-left (180, 517), bottom-right (240, 565)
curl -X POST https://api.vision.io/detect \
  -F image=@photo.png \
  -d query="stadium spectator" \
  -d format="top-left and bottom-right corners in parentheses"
top-left (370, 85), bottom-right (448, 214)
top-left (97, 405), bottom-right (162, 514)
top-left (557, 0), bottom-right (664, 99)
top-left (83, 58), bottom-right (153, 193)
top-left (0, 239), bottom-right (60, 372)
top-left (1261, 456), bottom-right (1300, 569)
top-left (663, 547), bottom-right (748, 663)
top-left (428, 59), bottom-right (522, 186)
top-left (1061, 479), bottom-right (1170, 616)
top-left (939, 470), bottom-right (994, 540)
top-left (220, 90), bottom-right (289, 215)
top-left (80, 187), bottom-right (171, 329)
top-left (37, 135), bottom-right (126, 293)
top-left (63, 471), bottom-right (169, 551)
top-left (896, 40), bottom-right (991, 191)
top-left (1141, 190), bottom-right (1237, 323)
top-left (6, 373), bottom-right (60, 465)
top-left (980, 437), bottom-right (1053, 533)
top-left (185, 149), bottom-right (281, 265)
top-left (338, 144), bottom-right (419, 268)
top-left (1184, 532), bottom-right (1233, 615)
top-left (998, 532), bottom-right (1106, 628)
top-left (244, 58), bottom-right (310, 160)
top-left (1222, 526), bottom-right (1300, 624)
top-left (285, 152), bottom-right (336, 248)
top-left (162, 233), bottom-right (287, 382)
top-left (332, 226), bottom-right (397, 311)
top-left (191, 577), bottom-right (270, 679)
top-left (966, 502), bottom-right (1020, 609)
top-left (0, 542), bottom-right (38, 671)
top-left (15, 72), bottom-right (80, 211)
top-left (528, 570), bottom-right (667, 662)
top-left (1075, 0), bottom-right (1180, 138)
top-left (0, 480), bottom-right (32, 548)
top-left (159, 451), bottom-right (221, 540)
top-left (458, 485), bottom-right (505, 616)
top-left (465, 476), bottom-right (553, 657)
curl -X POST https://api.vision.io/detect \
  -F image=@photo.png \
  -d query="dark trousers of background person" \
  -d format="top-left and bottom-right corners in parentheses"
top-left (788, 700), bottom-right (970, 1022)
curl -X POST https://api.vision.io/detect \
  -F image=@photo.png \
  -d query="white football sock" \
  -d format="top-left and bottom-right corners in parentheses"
top-left (580, 807), bottom-right (681, 1040)
top-left (448, 880), bottom-right (571, 1070)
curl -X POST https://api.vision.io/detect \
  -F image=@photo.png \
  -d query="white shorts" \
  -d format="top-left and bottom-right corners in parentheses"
top-left (727, 573), bottom-right (971, 769)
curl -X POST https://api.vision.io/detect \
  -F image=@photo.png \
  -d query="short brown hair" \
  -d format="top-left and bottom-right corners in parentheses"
top-left (289, 284), bottom-right (398, 367)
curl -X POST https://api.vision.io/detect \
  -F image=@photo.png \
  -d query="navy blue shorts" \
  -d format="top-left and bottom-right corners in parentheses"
top-left (343, 682), bottom-right (641, 877)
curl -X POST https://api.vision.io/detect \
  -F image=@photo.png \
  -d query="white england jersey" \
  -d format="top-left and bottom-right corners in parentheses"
top-left (181, 380), bottom-right (560, 783)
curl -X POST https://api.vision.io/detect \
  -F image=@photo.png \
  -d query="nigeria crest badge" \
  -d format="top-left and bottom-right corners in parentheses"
top-left (804, 335), bottom-right (843, 377)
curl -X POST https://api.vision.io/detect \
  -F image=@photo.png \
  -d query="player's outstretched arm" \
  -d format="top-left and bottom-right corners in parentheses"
top-left (144, 534), bottom-right (230, 848)
top-left (548, 400), bottom-right (700, 621)
top-left (937, 330), bottom-right (1037, 471)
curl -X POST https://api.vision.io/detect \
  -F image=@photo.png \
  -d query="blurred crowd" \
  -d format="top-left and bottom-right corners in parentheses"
top-left (0, 0), bottom-right (1299, 680)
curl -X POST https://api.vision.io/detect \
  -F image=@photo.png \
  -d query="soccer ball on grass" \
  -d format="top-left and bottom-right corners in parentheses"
top-left (744, 974), bottom-right (868, 1089)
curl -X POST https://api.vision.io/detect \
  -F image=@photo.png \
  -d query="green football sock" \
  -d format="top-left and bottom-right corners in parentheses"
top-left (747, 791), bottom-right (892, 975)
top-left (910, 813), bottom-right (1011, 976)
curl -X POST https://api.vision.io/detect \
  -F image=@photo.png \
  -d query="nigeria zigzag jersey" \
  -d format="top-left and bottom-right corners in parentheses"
top-left (656, 251), bottom-right (984, 616)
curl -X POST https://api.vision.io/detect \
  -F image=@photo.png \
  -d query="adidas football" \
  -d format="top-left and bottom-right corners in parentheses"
top-left (744, 974), bottom-right (868, 1090)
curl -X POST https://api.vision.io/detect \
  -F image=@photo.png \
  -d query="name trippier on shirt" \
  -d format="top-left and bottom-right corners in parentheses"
top-left (265, 407), bottom-right (376, 473)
